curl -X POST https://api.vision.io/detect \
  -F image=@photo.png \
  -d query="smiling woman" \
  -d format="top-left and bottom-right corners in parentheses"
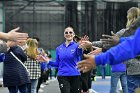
top-left (47, 26), bottom-right (84, 93)
top-left (64, 27), bottom-right (75, 44)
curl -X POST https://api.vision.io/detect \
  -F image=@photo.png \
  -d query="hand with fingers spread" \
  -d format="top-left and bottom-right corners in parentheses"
top-left (79, 41), bottom-right (93, 49)
top-left (7, 27), bottom-right (28, 42)
top-left (77, 54), bottom-right (96, 73)
top-left (36, 55), bottom-right (49, 63)
top-left (101, 31), bottom-right (120, 46)
top-left (79, 35), bottom-right (89, 44)
top-left (88, 46), bottom-right (102, 55)
top-left (79, 35), bottom-right (93, 49)
top-left (81, 35), bottom-right (89, 41)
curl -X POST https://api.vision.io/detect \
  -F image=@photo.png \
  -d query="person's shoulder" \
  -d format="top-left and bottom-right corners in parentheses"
top-left (74, 41), bottom-right (78, 45)
top-left (72, 41), bottom-right (79, 47)
top-left (56, 43), bottom-right (64, 49)
top-left (10, 46), bottom-right (18, 50)
top-left (16, 46), bottom-right (24, 51)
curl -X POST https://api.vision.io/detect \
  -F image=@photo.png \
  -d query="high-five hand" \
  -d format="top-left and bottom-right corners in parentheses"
top-left (77, 54), bottom-right (96, 73)
top-left (7, 27), bottom-right (28, 42)
top-left (101, 31), bottom-right (119, 46)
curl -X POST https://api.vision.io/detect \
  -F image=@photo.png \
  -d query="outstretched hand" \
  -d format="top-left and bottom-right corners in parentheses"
top-left (79, 35), bottom-right (92, 49)
top-left (88, 46), bottom-right (102, 55)
top-left (36, 55), bottom-right (49, 63)
top-left (101, 31), bottom-right (120, 46)
top-left (77, 54), bottom-right (96, 73)
top-left (7, 27), bottom-right (28, 42)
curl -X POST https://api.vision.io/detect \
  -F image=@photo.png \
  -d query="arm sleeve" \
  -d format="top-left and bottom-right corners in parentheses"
top-left (92, 29), bottom-right (126, 49)
top-left (77, 45), bottom-right (83, 56)
top-left (0, 41), bottom-right (7, 53)
top-left (115, 28), bottom-right (126, 37)
top-left (48, 48), bottom-right (59, 67)
top-left (92, 41), bottom-right (103, 48)
top-left (48, 61), bottom-right (58, 68)
top-left (95, 27), bottom-right (140, 65)
top-left (119, 36), bottom-right (134, 43)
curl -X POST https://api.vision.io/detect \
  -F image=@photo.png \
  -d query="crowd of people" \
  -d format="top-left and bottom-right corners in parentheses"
top-left (77, 7), bottom-right (140, 93)
top-left (0, 26), bottom-right (98, 93)
top-left (0, 6), bottom-right (140, 93)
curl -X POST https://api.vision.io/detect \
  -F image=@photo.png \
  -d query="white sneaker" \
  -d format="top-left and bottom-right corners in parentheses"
top-left (40, 84), bottom-right (46, 88)
top-left (45, 80), bottom-right (50, 85)
top-left (88, 89), bottom-right (98, 93)
top-left (38, 88), bottom-right (44, 93)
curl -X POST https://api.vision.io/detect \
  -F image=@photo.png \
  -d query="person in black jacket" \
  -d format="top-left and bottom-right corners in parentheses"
top-left (3, 41), bottom-right (30, 93)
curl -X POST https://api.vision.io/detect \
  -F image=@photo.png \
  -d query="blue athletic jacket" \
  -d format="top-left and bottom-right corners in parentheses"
top-left (95, 27), bottom-right (140, 65)
top-left (48, 41), bottom-right (83, 76)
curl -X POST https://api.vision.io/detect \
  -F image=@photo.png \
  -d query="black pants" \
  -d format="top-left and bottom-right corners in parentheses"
top-left (80, 70), bottom-right (92, 92)
top-left (37, 70), bottom-right (47, 92)
top-left (46, 69), bottom-right (52, 80)
top-left (57, 76), bottom-right (81, 93)
top-left (8, 84), bottom-right (28, 93)
top-left (54, 68), bottom-right (58, 78)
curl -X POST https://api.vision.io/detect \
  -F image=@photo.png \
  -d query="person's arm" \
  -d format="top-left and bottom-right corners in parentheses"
top-left (95, 27), bottom-right (140, 65)
top-left (0, 40), bottom-right (18, 53)
top-left (77, 44), bottom-right (83, 56)
top-left (77, 27), bottom-right (140, 73)
top-left (119, 35), bottom-right (133, 43)
top-left (0, 27), bottom-right (28, 42)
top-left (115, 28), bottom-right (126, 37)
top-left (0, 42), bottom-right (8, 53)
top-left (92, 41), bottom-right (103, 48)
top-left (48, 60), bottom-right (59, 68)
top-left (48, 48), bottom-right (59, 67)
top-left (0, 40), bottom-right (14, 53)
top-left (98, 29), bottom-right (126, 50)
top-left (0, 32), bottom-right (10, 40)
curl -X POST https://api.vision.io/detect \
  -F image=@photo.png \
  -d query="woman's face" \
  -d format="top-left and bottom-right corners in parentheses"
top-left (64, 27), bottom-right (75, 41)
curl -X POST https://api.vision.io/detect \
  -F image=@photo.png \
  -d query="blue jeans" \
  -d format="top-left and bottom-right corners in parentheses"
top-left (31, 79), bottom-right (38, 93)
top-left (127, 75), bottom-right (140, 93)
top-left (100, 65), bottom-right (106, 79)
top-left (116, 80), bottom-right (121, 93)
top-left (110, 72), bottom-right (128, 93)
top-left (8, 84), bottom-right (28, 93)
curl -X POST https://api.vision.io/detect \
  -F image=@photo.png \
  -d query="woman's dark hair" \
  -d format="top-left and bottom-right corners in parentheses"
top-left (48, 54), bottom-right (52, 58)
top-left (46, 50), bottom-right (52, 58)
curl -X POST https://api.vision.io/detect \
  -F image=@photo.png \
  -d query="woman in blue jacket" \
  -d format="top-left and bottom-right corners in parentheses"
top-left (48, 27), bottom-right (83, 93)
